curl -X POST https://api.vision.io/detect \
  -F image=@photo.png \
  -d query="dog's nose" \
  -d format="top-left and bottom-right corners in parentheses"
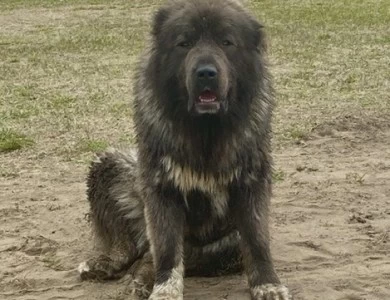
top-left (196, 64), bottom-right (218, 81)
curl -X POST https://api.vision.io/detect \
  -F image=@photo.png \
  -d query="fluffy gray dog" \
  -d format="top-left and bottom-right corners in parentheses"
top-left (78, 0), bottom-right (292, 299)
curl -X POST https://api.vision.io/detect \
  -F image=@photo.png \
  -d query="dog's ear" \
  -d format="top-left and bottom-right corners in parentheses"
top-left (152, 6), bottom-right (170, 37)
top-left (250, 19), bottom-right (267, 52)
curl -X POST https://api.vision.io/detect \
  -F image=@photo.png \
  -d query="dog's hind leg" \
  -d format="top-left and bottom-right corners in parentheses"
top-left (79, 149), bottom-right (148, 281)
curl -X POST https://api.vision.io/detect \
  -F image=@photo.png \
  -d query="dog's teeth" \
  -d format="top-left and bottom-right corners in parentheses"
top-left (199, 97), bottom-right (217, 103)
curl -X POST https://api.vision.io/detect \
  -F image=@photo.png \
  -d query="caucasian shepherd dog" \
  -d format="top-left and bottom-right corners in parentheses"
top-left (78, 0), bottom-right (293, 299)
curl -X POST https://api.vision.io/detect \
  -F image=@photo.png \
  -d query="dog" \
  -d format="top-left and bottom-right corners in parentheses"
top-left (78, 1), bottom-right (292, 299)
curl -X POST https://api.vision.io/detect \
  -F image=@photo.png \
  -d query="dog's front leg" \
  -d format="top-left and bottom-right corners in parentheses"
top-left (232, 178), bottom-right (293, 300)
top-left (144, 185), bottom-right (185, 300)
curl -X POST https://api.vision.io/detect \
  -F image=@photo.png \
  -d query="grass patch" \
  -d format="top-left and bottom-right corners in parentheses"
top-left (77, 138), bottom-right (109, 153)
top-left (281, 125), bottom-right (311, 142)
top-left (346, 172), bottom-right (366, 185)
top-left (287, 128), bottom-right (309, 141)
top-left (0, 0), bottom-right (388, 160)
top-left (49, 94), bottom-right (78, 110)
top-left (273, 169), bottom-right (286, 182)
top-left (119, 133), bottom-right (136, 145)
top-left (0, 130), bottom-right (34, 153)
top-left (0, 168), bottom-right (19, 178)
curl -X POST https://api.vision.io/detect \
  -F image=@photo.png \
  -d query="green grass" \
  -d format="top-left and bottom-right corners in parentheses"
top-left (0, 168), bottom-right (19, 178)
top-left (77, 138), bottom-right (109, 153)
top-left (282, 125), bottom-right (311, 141)
top-left (0, 0), bottom-right (389, 161)
top-left (0, 129), bottom-right (34, 152)
top-left (0, 0), bottom-right (163, 10)
top-left (272, 169), bottom-right (286, 182)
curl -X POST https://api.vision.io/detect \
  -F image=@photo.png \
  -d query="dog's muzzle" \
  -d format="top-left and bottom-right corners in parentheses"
top-left (192, 63), bottom-right (222, 114)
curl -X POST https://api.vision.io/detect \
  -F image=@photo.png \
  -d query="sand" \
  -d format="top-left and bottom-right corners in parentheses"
top-left (1, 115), bottom-right (389, 300)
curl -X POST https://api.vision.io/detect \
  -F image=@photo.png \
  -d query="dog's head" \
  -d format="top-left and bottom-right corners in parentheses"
top-left (148, 0), bottom-right (267, 117)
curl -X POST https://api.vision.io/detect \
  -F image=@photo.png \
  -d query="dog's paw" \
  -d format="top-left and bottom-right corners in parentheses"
top-left (78, 261), bottom-right (101, 280)
top-left (148, 292), bottom-right (183, 300)
top-left (251, 284), bottom-right (292, 300)
top-left (77, 256), bottom-right (117, 280)
top-left (148, 285), bottom-right (183, 300)
top-left (127, 278), bottom-right (152, 300)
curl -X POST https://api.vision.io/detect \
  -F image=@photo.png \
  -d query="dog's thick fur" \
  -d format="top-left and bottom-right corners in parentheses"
top-left (78, 0), bottom-right (292, 299)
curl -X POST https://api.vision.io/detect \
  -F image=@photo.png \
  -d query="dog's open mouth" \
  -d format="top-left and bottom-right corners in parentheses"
top-left (199, 90), bottom-right (217, 103)
top-left (194, 90), bottom-right (221, 114)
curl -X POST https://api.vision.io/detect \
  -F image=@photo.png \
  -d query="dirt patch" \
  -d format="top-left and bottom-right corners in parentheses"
top-left (1, 114), bottom-right (389, 300)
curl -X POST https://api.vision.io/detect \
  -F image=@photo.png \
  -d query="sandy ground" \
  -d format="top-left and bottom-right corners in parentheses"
top-left (1, 113), bottom-right (389, 300)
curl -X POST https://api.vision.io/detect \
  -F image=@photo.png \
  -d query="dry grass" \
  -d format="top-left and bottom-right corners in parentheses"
top-left (0, 0), bottom-right (389, 162)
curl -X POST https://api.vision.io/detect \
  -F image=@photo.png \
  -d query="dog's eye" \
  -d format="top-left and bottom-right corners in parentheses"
top-left (222, 40), bottom-right (234, 46)
top-left (177, 41), bottom-right (192, 48)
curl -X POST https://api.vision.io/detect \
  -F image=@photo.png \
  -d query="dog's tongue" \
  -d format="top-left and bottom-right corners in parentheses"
top-left (199, 90), bottom-right (217, 103)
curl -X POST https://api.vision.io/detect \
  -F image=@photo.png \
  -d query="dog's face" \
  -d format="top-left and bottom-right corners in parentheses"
top-left (149, 0), bottom-right (266, 117)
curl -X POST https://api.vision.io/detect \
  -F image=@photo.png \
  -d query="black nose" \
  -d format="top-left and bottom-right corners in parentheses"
top-left (196, 64), bottom-right (218, 81)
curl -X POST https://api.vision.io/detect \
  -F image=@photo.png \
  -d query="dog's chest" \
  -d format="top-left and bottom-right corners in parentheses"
top-left (162, 156), bottom-right (239, 217)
